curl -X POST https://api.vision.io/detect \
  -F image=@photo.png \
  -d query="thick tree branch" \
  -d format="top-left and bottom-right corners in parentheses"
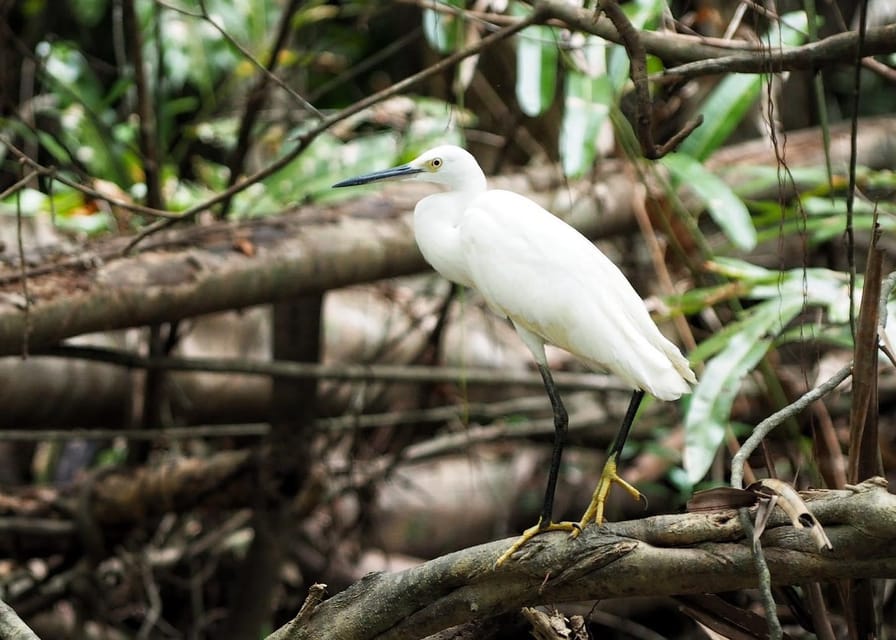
top-left (269, 479), bottom-right (896, 640)
top-left (659, 23), bottom-right (896, 79)
top-left (0, 167), bottom-right (630, 356)
top-left (537, 0), bottom-right (896, 79)
top-left (0, 598), bottom-right (39, 640)
top-left (1, 117), bottom-right (894, 357)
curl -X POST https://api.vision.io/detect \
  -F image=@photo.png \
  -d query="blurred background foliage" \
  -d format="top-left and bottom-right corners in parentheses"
top-left (1, 0), bottom-right (896, 635)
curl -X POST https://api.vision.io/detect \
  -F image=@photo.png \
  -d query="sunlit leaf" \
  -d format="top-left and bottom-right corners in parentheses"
top-left (680, 12), bottom-right (810, 160)
top-left (685, 336), bottom-right (771, 485)
top-left (560, 36), bottom-right (613, 176)
top-left (55, 211), bottom-right (115, 235)
top-left (515, 25), bottom-right (558, 116)
top-left (684, 296), bottom-right (804, 484)
top-left (721, 165), bottom-right (833, 198)
top-left (661, 152), bottom-right (756, 251)
top-left (423, 1), bottom-right (463, 53)
top-left (0, 188), bottom-right (45, 216)
top-left (677, 74), bottom-right (761, 162)
top-left (705, 257), bottom-right (775, 281)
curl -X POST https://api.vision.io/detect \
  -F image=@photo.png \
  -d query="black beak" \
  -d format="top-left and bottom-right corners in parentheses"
top-left (332, 164), bottom-right (423, 188)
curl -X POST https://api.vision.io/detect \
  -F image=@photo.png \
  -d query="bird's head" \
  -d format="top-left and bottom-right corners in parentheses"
top-left (332, 145), bottom-right (484, 192)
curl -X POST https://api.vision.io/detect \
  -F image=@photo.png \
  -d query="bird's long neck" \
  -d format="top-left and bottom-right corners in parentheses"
top-left (413, 182), bottom-right (483, 288)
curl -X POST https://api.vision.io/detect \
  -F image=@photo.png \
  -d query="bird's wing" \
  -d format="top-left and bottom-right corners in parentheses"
top-left (461, 190), bottom-right (694, 400)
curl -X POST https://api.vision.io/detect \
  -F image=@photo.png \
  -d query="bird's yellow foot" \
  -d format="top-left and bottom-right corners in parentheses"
top-left (570, 453), bottom-right (644, 539)
top-left (494, 517), bottom-right (579, 567)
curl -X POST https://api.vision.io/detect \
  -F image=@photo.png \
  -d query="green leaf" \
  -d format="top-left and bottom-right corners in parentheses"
top-left (422, 1), bottom-right (463, 54)
top-left (704, 256), bottom-right (773, 280)
top-left (684, 296), bottom-right (804, 484)
top-left (677, 73), bottom-right (761, 161)
top-left (55, 211), bottom-right (114, 235)
top-left (721, 165), bottom-right (833, 198)
top-left (559, 36), bottom-right (614, 176)
top-left (515, 25), bottom-right (558, 117)
top-left (679, 11), bottom-right (810, 160)
top-left (661, 152), bottom-right (756, 251)
top-left (70, 0), bottom-right (109, 27)
top-left (560, 73), bottom-right (612, 176)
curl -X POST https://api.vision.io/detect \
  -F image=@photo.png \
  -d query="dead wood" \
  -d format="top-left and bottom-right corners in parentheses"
top-left (0, 165), bottom-right (632, 357)
top-left (0, 450), bottom-right (254, 557)
top-left (269, 479), bottom-right (896, 640)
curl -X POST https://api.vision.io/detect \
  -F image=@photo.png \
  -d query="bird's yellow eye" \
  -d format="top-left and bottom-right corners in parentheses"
top-left (429, 158), bottom-right (443, 170)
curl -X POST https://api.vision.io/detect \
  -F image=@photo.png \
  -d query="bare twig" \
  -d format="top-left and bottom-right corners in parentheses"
top-left (0, 424), bottom-right (269, 441)
top-left (848, 224), bottom-right (883, 483)
top-left (14, 170), bottom-right (31, 358)
top-left (155, 0), bottom-right (321, 118)
top-left (1, 141), bottom-right (182, 219)
top-left (122, 0), bottom-right (163, 210)
top-left (738, 508), bottom-right (782, 640)
top-left (731, 364), bottom-right (853, 490)
top-left (0, 168), bottom-right (40, 201)
top-left (219, 0), bottom-right (306, 217)
top-left (41, 344), bottom-right (624, 392)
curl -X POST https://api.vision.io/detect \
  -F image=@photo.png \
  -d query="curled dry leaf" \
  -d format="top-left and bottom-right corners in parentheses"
top-left (687, 479), bottom-right (833, 552)
top-left (749, 478), bottom-right (833, 551)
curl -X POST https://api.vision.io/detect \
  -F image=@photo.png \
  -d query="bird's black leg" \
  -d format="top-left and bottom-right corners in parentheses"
top-left (536, 362), bottom-right (568, 528)
top-left (494, 363), bottom-right (577, 567)
top-left (574, 389), bottom-right (646, 532)
top-left (607, 389), bottom-right (645, 461)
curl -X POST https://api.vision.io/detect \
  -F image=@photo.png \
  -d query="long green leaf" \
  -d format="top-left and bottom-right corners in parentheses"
top-left (677, 73), bottom-right (761, 161)
top-left (560, 73), bottom-right (612, 176)
top-left (684, 296), bottom-right (804, 484)
top-left (678, 12), bottom-right (809, 160)
top-left (559, 35), bottom-right (614, 176)
top-left (422, 1), bottom-right (463, 54)
top-left (661, 152), bottom-right (757, 251)
top-left (516, 25), bottom-right (558, 117)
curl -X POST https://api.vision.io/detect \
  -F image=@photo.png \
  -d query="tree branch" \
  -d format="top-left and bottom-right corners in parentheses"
top-left (0, 166), bottom-right (631, 356)
top-left (269, 479), bottom-right (896, 640)
top-left (597, 0), bottom-right (702, 158)
top-left (536, 0), bottom-right (896, 79)
top-left (0, 598), bottom-right (39, 640)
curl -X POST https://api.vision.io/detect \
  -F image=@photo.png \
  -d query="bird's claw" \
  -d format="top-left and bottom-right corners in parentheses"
top-left (494, 518), bottom-right (579, 568)
top-left (575, 454), bottom-right (644, 531)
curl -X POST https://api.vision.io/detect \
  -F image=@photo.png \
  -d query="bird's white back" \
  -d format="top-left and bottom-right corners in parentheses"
top-left (458, 189), bottom-right (695, 400)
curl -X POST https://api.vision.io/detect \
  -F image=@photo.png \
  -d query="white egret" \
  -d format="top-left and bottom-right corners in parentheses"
top-left (333, 145), bottom-right (696, 566)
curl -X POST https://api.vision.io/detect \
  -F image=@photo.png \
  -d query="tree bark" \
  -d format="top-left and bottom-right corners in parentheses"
top-left (269, 479), bottom-right (896, 640)
top-left (0, 166), bottom-right (631, 356)
top-left (2, 117), bottom-right (896, 357)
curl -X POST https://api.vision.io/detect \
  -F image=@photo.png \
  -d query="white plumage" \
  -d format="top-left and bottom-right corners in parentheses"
top-left (334, 144), bottom-right (695, 565)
